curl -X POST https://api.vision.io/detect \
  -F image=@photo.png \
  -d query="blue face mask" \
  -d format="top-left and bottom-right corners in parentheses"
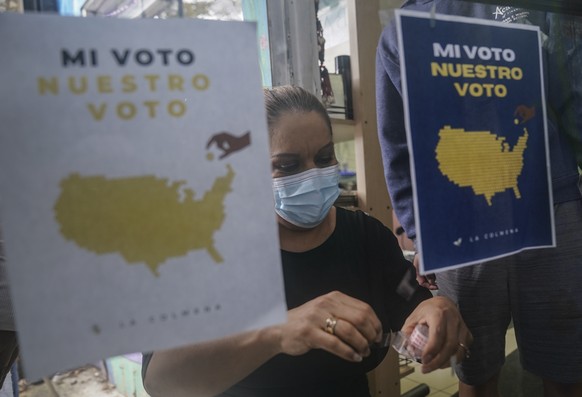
top-left (273, 164), bottom-right (340, 228)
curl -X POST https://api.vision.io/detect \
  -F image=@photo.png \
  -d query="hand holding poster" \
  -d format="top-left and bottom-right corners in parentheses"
top-left (396, 10), bottom-right (555, 274)
top-left (0, 13), bottom-right (286, 380)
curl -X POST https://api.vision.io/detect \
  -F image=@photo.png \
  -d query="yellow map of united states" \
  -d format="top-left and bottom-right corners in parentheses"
top-left (435, 126), bottom-right (528, 205)
top-left (54, 165), bottom-right (234, 276)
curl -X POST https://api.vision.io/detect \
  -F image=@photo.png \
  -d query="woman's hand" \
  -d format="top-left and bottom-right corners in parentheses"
top-left (401, 296), bottom-right (472, 374)
top-left (274, 291), bottom-right (383, 362)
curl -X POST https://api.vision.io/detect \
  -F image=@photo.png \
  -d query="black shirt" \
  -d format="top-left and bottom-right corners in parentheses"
top-left (143, 207), bottom-right (431, 397)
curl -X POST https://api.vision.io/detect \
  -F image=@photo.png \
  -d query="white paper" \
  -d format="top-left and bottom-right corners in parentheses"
top-left (0, 13), bottom-right (287, 380)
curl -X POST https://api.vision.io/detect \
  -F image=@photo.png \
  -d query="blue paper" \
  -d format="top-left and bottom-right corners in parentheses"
top-left (397, 10), bottom-right (555, 273)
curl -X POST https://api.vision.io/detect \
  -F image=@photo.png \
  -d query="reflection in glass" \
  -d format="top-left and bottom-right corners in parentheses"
top-left (80, 0), bottom-right (242, 20)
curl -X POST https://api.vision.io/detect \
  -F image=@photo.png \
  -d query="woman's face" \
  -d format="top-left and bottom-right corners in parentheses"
top-left (270, 111), bottom-right (337, 178)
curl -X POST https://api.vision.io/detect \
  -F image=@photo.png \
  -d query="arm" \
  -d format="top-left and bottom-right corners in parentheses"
top-left (144, 291), bottom-right (383, 397)
top-left (144, 327), bottom-right (279, 397)
top-left (376, 25), bottom-right (437, 288)
top-left (375, 27), bottom-right (417, 241)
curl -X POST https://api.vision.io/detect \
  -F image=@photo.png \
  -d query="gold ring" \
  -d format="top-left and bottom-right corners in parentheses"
top-left (458, 342), bottom-right (471, 359)
top-left (324, 317), bottom-right (338, 335)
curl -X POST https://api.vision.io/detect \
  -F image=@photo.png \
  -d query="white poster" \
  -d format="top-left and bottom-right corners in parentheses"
top-left (0, 13), bottom-right (287, 380)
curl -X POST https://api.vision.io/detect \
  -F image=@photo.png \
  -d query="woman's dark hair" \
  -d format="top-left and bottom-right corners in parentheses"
top-left (263, 85), bottom-right (332, 138)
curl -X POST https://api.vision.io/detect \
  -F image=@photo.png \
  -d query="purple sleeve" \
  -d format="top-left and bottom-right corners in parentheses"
top-left (375, 23), bottom-right (417, 241)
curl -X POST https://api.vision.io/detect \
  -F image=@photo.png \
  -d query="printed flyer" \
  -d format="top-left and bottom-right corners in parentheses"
top-left (0, 13), bottom-right (286, 379)
top-left (396, 10), bottom-right (555, 273)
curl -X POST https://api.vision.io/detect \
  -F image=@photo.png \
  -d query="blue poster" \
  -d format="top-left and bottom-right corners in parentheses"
top-left (397, 10), bottom-right (555, 273)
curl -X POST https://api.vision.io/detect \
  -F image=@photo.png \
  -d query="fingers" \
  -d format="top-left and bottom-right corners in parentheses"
top-left (321, 318), bottom-right (370, 361)
top-left (414, 255), bottom-right (438, 290)
top-left (207, 132), bottom-right (251, 160)
top-left (421, 317), bottom-right (458, 373)
top-left (207, 135), bottom-right (232, 159)
top-left (281, 291), bottom-right (383, 363)
top-left (206, 133), bottom-right (231, 150)
top-left (206, 135), bottom-right (228, 151)
top-left (425, 274), bottom-right (438, 289)
top-left (456, 341), bottom-right (471, 363)
top-left (417, 275), bottom-right (438, 290)
top-left (323, 291), bottom-right (383, 344)
top-left (421, 325), bottom-right (472, 373)
top-left (414, 255), bottom-right (435, 289)
top-left (205, 135), bottom-right (218, 149)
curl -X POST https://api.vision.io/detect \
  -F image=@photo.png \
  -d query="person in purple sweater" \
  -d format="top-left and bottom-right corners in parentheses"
top-left (376, 1), bottom-right (582, 396)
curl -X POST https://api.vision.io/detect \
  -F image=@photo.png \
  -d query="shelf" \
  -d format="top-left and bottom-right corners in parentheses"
top-left (400, 364), bottom-right (415, 378)
top-left (331, 118), bottom-right (356, 142)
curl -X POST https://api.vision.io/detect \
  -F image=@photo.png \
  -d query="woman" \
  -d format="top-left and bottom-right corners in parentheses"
top-left (142, 85), bottom-right (471, 397)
